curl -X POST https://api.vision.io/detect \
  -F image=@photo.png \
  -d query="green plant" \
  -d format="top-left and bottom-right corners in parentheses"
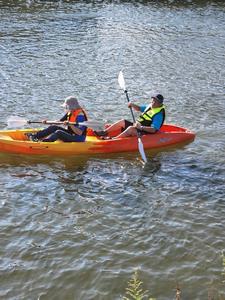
top-left (222, 251), bottom-right (225, 283)
top-left (123, 270), bottom-right (155, 300)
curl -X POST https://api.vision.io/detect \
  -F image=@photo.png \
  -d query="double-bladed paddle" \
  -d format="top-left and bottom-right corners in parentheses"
top-left (7, 116), bottom-right (103, 130)
top-left (118, 71), bottom-right (147, 163)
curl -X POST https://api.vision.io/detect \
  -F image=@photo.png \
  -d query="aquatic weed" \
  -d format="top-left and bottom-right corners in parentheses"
top-left (122, 270), bottom-right (155, 300)
top-left (222, 251), bottom-right (225, 283)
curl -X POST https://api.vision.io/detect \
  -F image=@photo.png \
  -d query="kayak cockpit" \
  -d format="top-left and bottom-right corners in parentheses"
top-left (0, 129), bottom-right (36, 141)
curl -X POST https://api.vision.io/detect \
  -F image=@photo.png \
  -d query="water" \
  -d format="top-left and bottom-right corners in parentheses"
top-left (0, 1), bottom-right (225, 299)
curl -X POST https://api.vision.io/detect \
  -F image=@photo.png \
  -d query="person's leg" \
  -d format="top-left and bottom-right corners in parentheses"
top-left (115, 126), bottom-right (138, 138)
top-left (95, 119), bottom-right (133, 136)
top-left (42, 130), bottom-right (84, 142)
top-left (34, 126), bottom-right (66, 140)
top-left (105, 119), bottom-right (126, 133)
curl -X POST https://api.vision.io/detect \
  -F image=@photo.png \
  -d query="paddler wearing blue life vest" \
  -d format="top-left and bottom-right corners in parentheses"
top-left (27, 96), bottom-right (88, 142)
top-left (94, 94), bottom-right (165, 139)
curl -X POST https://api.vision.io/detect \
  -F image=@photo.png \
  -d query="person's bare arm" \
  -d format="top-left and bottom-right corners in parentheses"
top-left (128, 102), bottom-right (141, 111)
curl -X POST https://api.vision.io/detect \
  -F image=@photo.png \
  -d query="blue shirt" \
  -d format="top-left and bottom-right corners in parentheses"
top-left (139, 105), bottom-right (164, 131)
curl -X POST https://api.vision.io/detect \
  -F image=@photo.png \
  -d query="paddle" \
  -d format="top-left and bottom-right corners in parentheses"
top-left (118, 71), bottom-right (147, 163)
top-left (7, 116), bottom-right (103, 130)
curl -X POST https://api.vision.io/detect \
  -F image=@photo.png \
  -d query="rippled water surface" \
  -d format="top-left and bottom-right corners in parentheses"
top-left (0, 1), bottom-right (225, 299)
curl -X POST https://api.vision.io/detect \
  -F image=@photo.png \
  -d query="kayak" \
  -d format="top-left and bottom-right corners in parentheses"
top-left (0, 124), bottom-right (195, 156)
top-left (0, 124), bottom-right (195, 157)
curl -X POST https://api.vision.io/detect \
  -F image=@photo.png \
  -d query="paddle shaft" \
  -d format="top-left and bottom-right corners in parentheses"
top-left (27, 120), bottom-right (89, 126)
top-left (124, 90), bottom-right (136, 123)
top-left (118, 71), bottom-right (147, 163)
top-left (124, 90), bottom-right (142, 138)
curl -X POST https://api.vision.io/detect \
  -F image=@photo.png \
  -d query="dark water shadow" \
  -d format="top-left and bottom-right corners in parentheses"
top-left (0, 152), bottom-right (90, 171)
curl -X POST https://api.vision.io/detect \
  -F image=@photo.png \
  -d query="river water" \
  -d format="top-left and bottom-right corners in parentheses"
top-left (0, 1), bottom-right (225, 299)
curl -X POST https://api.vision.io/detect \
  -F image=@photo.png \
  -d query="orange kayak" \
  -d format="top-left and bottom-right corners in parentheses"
top-left (0, 124), bottom-right (195, 156)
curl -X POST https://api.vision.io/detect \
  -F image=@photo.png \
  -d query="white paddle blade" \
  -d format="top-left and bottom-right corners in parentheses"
top-left (80, 120), bottom-right (103, 130)
top-left (7, 116), bottom-right (28, 128)
top-left (138, 138), bottom-right (147, 163)
top-left (118, 71), bottom-right (126, 91)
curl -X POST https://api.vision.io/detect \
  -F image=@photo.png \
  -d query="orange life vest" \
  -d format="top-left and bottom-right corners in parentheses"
top-left (67, 108), bottom-right (88, 123)
top-left (66, 109), bottom-right (88, 135)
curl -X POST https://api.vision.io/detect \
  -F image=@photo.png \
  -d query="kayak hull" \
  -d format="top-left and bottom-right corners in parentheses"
top-left (0, 124), bottom-right (195, 157)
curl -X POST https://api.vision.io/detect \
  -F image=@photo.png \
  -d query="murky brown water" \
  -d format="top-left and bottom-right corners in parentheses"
top-left (0, 1), bottom-right (225, 299)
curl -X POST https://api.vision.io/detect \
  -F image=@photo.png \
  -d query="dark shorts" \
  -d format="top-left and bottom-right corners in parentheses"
top-left (123, 120), bottom-right (152, 134)
top-left (124, 120), bottom-right (133, 130)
